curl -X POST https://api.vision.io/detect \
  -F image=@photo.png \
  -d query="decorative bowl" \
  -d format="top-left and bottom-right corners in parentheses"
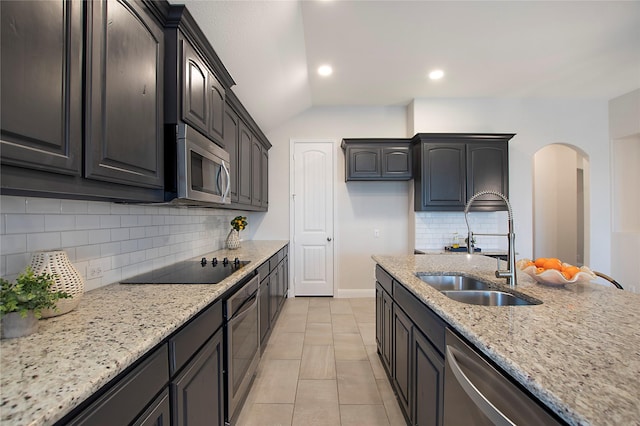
top-left (516, 259), bottom-right (596, 287)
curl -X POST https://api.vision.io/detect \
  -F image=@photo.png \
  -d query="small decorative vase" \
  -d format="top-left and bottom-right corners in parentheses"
top-left (1, 311), bottom-right (39, 339)
top-left (226, 229), bottom-right (241, 250)
top-left (30, 250), bottom-right (84, 318)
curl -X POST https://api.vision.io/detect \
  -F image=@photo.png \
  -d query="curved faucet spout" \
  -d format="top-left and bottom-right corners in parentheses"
top-left (464, 191), bottom-right (517, 287)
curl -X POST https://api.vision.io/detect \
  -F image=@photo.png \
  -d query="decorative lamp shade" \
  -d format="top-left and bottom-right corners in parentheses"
top-left (29, 250), bottom-right (84, 318)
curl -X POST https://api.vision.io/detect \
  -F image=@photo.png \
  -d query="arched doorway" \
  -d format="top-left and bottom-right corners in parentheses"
top-left (533, 144), bottom-right (590, 266)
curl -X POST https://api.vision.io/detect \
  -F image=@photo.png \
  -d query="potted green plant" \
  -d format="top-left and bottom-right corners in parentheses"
top-left (0, 267), bottom-right (70, 339)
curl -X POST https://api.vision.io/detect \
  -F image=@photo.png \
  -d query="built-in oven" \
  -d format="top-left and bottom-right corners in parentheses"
top-left (166, 123), bottom-right (230, 206)
top-left (225, 274), bottom-right (260, 423)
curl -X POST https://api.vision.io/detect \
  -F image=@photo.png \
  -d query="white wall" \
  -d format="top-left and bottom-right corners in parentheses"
top-left (409, 98), bottom-right (611, 272)
top-left (609, 89), bottom-right (640, 293)
top-left (253, 106), bottom-right (409, 295)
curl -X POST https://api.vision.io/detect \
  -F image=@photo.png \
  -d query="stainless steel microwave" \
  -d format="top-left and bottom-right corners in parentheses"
top-left (168, 124), bottom-right (230, 205)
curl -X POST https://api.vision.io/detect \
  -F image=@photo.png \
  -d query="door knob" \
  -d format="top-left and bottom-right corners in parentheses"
top-left (327, 237), bottom-right (332, 242)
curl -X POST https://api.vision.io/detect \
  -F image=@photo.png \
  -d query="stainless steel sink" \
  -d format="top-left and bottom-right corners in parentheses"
top-left (440, 290), bottom-right (541, 306)
top-left (417, 274), bottom-right (492, 291)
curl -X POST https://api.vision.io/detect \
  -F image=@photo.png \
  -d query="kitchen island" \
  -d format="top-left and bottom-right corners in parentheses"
top-left (373, 253), bottom-right (640, 426)
top-left (0, 240), bottom-right (288, 426)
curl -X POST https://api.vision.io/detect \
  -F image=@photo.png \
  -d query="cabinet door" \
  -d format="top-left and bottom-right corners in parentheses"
top-left (223, 107), bottom-right (240, 202)
top-left (420, 144), bottom-right (466, 209)
top-left (277, 258), bottom-right (286, 308)
top-left (393, 306), bottom-right (412, 417)
top-left (133, 389), bottom-right (171, 426)
top-left (381, 290), bottom-right (393, 374)
top-left (172, 330), bottom-right (224, 426)
top-left (251, 140), bottom-right (263, 207)
top-left (207, 72), bottom-right (225, 145)
top-left (376, 284), bottom-right (383, 352)
top-left (269, 263), bottom-right (279, 322)
top-left (238, 121), bottom-right (253, 205)
top-left (261, 147), bottom-right (269, 209)
top-left (413, 329), bottom-right (444, 426)
top-left (85, 0), bottom-right (164, 188)
top-left (181, 41), bottom-right (209, 136)
top-left (259, 276), bottom-right (271, 347)
top-left (382, 146), bottom-right (411, 179)
top-left (1, 0), bottom-right (82, 175)
top-left (347, 147), bottom-right (381, 179)
top-left (466, 143), bottom-right (509, 209)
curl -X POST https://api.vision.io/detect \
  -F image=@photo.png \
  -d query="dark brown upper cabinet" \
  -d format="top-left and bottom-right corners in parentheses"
top-left (341, 139), bottom-right (412, 181)
top-left (238, 120), bottom-right (253, 205)
top-left (1, 0), bottom-right (83, 176)
top-left (85, 0), bottom-right (165, 189)
top-left (164, 6), bottom-right (230, 148)
top-left (412, 133), bottom-right (514, 211)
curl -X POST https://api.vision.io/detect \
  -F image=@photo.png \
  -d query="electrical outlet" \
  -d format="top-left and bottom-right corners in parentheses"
top-left (88, 266), bottom-right (103, 279)
top-left (374, 229), bottom-right (380, 238)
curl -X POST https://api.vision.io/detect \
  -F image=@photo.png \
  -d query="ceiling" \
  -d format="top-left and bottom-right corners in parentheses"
top-left (174, 0), bottom-right (640, 132)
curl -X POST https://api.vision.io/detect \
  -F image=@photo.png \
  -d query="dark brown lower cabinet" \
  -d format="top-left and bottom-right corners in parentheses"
top-left (376, 265), bottom-right (445, 426)
top-left (259, 274), bottom-right (271, 347)
top-left (134, 389), bottom-right (171, 426)
top-left (171, 329), bottom-right (224, 426)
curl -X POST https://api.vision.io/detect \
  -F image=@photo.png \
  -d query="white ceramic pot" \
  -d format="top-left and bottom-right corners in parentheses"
top-left (226, 229), bottom-right (241, 250)
top-left (30, 250), bottom-right (84, 318)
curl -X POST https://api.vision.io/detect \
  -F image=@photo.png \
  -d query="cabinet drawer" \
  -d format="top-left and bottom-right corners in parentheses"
top-left (258, 260), bottom-right (270, 282)
top-left (375, 265), bottom-right (393, 295)
top-left (169, 300), bottom-right (223, 375)
top-left (68, 344), bottom-right (169, 426)
top-left (393, 282), bottom-right (447, 354)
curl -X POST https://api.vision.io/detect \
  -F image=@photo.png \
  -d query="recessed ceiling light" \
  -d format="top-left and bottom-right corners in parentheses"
top-left (318, 65), bottom-right (333, 77)
top-left (429, 69), bottom-right (444, 80)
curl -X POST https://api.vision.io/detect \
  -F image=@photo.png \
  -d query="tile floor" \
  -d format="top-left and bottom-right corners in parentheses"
top-left (235, 297), bottom-right (407, 426)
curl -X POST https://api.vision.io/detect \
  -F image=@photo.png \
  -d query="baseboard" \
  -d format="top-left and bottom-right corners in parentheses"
top-left (335, 288), bottom-right (375, 298)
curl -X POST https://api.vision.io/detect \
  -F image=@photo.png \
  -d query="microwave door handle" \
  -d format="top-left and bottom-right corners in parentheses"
top-left (221, 161), bottom-right (231, 202)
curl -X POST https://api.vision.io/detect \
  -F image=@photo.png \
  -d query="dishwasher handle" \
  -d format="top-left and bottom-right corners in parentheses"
top-left (446, 345), bottom-right (516, 426)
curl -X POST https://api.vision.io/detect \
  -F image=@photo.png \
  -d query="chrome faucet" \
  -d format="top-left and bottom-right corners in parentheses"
top-left (464, 191), bottom-right (517, 287)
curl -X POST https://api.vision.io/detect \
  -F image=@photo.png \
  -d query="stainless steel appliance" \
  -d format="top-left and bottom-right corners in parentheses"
top-left (167, 123), bottom-right (230, 206)
top-left (443, 329), bottom-right (562, 425)
top-left (225, 274), bottom-right (260, 423)
top-left (120, 257), bottom-right (249, 284)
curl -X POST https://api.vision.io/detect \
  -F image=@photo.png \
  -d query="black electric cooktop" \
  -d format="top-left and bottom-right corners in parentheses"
top-left (121, 257), bottom-right (250, 284)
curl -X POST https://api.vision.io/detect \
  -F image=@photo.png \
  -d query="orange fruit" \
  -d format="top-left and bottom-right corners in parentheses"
top-left (561, 271), bottom-right (571, 280)
top-left (535, 267), bottom-right (545, 274)
top-left (542, 260), bottom-right (563, 271)
top-left (534, 258), bottom-right (547, 267)
top-left (563, 266), bottom-right (581, 279)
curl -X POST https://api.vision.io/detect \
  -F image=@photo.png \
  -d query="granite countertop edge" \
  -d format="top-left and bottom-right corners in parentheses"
top-left (0, 240), bottom-right (288, 426)
top-left (372, 253), bottom-right (640, 426)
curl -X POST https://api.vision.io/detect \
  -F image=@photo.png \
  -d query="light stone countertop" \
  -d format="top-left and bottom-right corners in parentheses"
top-left (0, 240), bottom-right (288, 426)
top-left (372, 253), bottom-right (640, 426)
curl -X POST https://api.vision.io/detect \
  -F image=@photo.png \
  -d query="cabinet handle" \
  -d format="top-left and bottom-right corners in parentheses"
top-left (446, 345), bottom-right (516, 426)
top-left (327, 237), bottom-right (332, 242)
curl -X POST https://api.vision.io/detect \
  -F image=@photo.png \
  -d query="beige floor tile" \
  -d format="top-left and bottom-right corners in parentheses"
top-left (304, 322), bottom-right (334, 345)
top-left (236, 403), bottom-right (294, 426)
top-left (332, 314), bottom-right (359, 333)
top-left (358, 322), bottom-right (377, 346)
top-left (264, 332), bottom-right (305, 359)
top-left (252, 359), bottom-right (301, 404)
top-left (353, 310), bottom-right (376, 324)
top-left (376, 379), bottom-right (408, 426)
top-left (340, 404), bottom-right (390, 426)
top-left (366, 344), bottom-right (387, 380)
top-left (330, 299), bottom-right (353, 314)
top-left (299, 345), bottom-right (336, 379)
top-left (307, 306), bottom-right (332, 323)
top-left (274, 313), bottom-right (307, 333)
top-left (292, 380), bottom-right (340, 426)
top-left (336, 360), bottom-right (382, 404)
top-left (334, 333), bottom-right (368, 361)
top-left (308, 297), bottom-right (331, 307)
top-left (282, 297), bottom-right (310, 315)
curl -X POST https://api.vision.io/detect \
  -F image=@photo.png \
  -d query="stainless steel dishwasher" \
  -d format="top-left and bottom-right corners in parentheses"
top-left (443, 329), bottom-right (563, 426)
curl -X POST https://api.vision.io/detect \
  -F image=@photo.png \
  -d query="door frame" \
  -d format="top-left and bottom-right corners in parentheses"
top-left (289, 138), bottom-right (337, 298)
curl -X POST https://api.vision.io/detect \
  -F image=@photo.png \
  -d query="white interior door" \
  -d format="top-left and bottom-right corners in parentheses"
top-left (292, 141), bottom-right (334, 296)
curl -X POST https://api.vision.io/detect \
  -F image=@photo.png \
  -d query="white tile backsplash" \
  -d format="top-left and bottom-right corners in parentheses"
top-left (415, 211), bottom-right (508, 250)
top-left (1, 195), bottom-right (250, 289)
